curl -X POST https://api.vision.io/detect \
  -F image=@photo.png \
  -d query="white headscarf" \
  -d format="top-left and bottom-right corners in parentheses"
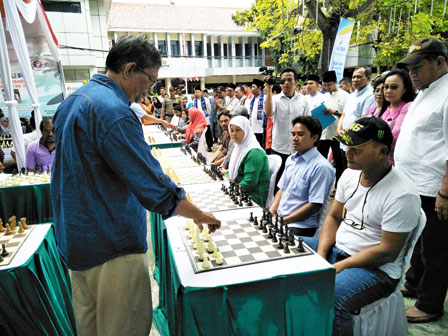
top-left (228, 116), bottom-right (263, 181)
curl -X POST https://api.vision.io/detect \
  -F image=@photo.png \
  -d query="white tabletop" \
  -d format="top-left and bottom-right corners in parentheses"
top-left (0, 224), bottom-right (51, 271)
top-left (165, 208), bottom-right (334, 288)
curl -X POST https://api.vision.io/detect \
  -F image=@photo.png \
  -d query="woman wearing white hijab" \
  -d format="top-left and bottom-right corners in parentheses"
top-left (228, 116), bottom-right (270, 206)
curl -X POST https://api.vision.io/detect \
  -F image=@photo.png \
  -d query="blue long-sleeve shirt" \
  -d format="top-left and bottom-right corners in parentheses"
top-left (51, 74), bottom-right (186, 270)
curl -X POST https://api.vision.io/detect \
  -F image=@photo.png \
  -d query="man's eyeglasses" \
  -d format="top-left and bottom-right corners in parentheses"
top-left (138, 68), bottom-right (158, 87)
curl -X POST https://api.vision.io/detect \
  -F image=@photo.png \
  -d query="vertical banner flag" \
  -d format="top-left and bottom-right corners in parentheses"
top-left (329, 17), bottom-right (355, 83)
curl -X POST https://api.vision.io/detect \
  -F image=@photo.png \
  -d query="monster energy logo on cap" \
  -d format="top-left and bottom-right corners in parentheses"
top-left (378, 130), bottom-right (384, 139)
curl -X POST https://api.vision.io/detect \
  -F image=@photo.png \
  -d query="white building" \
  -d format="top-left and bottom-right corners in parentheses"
top-left (42, 0), bottom-right (267, 92)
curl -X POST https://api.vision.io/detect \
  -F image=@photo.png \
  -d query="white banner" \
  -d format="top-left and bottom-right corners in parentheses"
top-left (329, 17), bottom-right (355, 84)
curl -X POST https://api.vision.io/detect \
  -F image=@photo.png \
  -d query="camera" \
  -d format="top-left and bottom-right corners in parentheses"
top-left (259, 66), bottom-right (285, 86)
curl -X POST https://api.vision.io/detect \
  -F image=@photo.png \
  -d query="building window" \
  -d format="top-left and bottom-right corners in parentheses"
top-left (170, 41), bottom-right (180, 56)
top-left (185, 41), bottom-right (192, 56)
top-left (41, 1), bottom-right (81, 13)
top-left (245, 44), bottom-right (251, 57)
top-left (207, 43), bottom-right (211, 57)
top-left (194, 41), bottom-right (203, 57)
top-left (235, 44), bottom-right (242, 57)
top-left (158, 40), bottom-right (167, 56)
top-left (64, 69), bottom-right (90, 82)
top-left (223, 43), bottom-right (228, 57)
top-left (213, 43), bottom-right (220, 57)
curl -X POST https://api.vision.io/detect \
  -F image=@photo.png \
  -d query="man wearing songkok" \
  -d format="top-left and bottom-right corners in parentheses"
top-left (304, 117), bottom-right (421, 335)
top-left (306, 74), bottom-right (325, 109)
top-left (395, 36), bottom-right (448, 323)
top-left (269, 116), bottom-right (334, 238)
top-left (51, 35), bottom-right (220, 336)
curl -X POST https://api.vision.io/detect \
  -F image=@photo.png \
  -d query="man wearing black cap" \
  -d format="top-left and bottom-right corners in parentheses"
top-left (303, 117), bottom-right (421, 335)
top-left (320, 70), bottom-right (349, 186)
top-left (306, 74), bottom-right (325, 110)
top-left (394, 37), bottom-right (448, 323)
top-left (248, 78), bottom-right (266, 146)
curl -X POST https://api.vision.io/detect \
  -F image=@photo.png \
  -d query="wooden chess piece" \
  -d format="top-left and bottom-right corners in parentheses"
top-left (8, 216), bottom-right (16, 231)
top-left (4, 224), bottom-right (12, 235)
top-left (0, 219), bottom-right (4, 232)
top-left (18, 222), bottom-right (24, 234)
top-left (20, 218), bottom-right (28, 230)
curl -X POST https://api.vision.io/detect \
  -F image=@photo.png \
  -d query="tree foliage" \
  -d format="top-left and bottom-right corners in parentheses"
top-left (233, 0), bottom-right (448, 76)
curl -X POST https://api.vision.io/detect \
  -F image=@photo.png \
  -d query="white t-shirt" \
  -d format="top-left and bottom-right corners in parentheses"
top-left (306, 91), bottom-right (325, 110)
top-left (395, 73), bottom-right (448, 197)
top-left (129, 103), bottom-right (147, 119)
top-left (226, 95), bottom-right (240, 113)
top-left (335, 167), bottom-right (421, 279)
top-left (322, 89), bottom-right (349, 140)
top-left (271, 91), bottom-right (310, 154)
top-left (248, 94), bottom-right (264, 134)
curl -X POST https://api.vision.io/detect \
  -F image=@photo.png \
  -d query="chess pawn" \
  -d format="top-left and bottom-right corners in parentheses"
top-left (215, 252), bottom-right (223, 265)
top-left (18, 222), bottom-right (24, 234)
top-left (197, 242), bottom-right (206, 256)
top-left (202, 254), bottom-right (211, 269)
top-left (0, 219), bottom-right (4, 232)
top-left (212, 246), bottom-right (219, 258)
top-left (4, 224), bottom-right (12, 235)
top-left (207, 240), bottom-right (214, 253)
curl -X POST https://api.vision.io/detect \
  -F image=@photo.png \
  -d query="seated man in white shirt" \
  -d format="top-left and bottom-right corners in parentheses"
top-left (303, 117), bottom-right (421, 335)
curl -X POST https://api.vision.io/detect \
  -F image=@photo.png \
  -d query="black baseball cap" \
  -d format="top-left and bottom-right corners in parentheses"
top-left (334, 117), bottom-right (393, 151)
top-left (397, 37), bottom-right (448, 68)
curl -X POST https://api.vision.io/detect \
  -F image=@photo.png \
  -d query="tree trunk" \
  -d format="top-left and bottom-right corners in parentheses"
top-left (320, 24), bottom-right (338, 75)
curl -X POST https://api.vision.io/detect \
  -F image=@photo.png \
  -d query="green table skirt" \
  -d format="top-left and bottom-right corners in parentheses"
top-left (0, 225), bottom-right (76, 336)
top-left (149, 142), bottom-right (182, 149)
top-left (152, 215), bottom-right (335, 336)
top-left (0, 183), bottom-right (53, 224)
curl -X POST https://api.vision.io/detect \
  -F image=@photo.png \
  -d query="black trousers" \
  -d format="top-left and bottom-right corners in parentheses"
top-left (254, 133), bottom-right (264, 148)
top-left (405, 195), bottom-right (448, 314)
top-left (270, 149), bottom-right (290, 194)
top-left (205, 125), bottom-right (213, 149)
top-left (289, 227), bottom-right (317, 238)
top-left (318, 140), bottom-right (345, 185)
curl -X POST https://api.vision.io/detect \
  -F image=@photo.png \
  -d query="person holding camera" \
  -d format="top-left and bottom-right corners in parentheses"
top-left (265, 68), bottom-right (310, 192)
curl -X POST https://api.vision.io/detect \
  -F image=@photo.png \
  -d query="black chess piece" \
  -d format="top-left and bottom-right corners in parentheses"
top-left (272, 232), bottom-right (278, 243)
top-left (238, 199), bottom-right (243, 206)
top-left (1, 244), bottom-right (9, 257)
top-left (249, 212), bottom-right (254, 222)
top-left (277, 237), bottom-right (284, 249)
top-left (285, 224), bottom-right (295, 246)
top-left (273, 215), bottom-right (279, 233)
top-left (283, 241), bottom-right (290, 254)
top-left (267, 228), bottom-right (273, 239)
top-left (0, 253), bottom-right (3, 263)
top-left (297, 237), bottom-right (305, 253)
top-left (262, 224), bottom-right (268, 233)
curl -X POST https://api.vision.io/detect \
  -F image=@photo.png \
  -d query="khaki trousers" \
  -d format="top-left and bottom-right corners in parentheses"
top-left (70, 253), bottom-right (152, 336)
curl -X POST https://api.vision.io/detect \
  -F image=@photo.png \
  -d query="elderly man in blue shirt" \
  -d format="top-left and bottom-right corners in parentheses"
top-left (51, 35), bottom-right (220, 336)
top-left (269, 116), bottom-right (335, 237)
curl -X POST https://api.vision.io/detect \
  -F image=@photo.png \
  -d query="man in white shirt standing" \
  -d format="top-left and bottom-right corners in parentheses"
top-left (394, 37), bottom-right (448, 323)
top-left (193, 86), bottom-right (213, 151)
top-left (305, 117), bottom-right (421, 335)
top-left (248, 79), bottom-right (266, 147)
top-left (319, 71), bottom-right (349, 186)
top-left (235, 85), bottom-right (248, 107)
top-left (306, 74), bottom-right (325, 110)
top-left (265, 68), bottom-right (310, 192)
top-left (225, 84), bottom-right (240, 113)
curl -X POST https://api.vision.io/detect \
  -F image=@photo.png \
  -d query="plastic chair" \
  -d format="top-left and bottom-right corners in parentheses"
top-left (265, 154), bottom-right (282, 207)
top-left (312, 193), bottom-right (331, 238)
top-left (352, 209), bottom-right (427, 336)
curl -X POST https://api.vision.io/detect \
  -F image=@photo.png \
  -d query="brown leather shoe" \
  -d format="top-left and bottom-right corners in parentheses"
top-left (406, 305), bottom-right (443, 323)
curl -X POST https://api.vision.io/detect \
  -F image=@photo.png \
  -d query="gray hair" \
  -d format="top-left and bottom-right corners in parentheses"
top-left (106, 35), bottom-right (161, 73)
top-left (231, 106), bottom-right (249, 119)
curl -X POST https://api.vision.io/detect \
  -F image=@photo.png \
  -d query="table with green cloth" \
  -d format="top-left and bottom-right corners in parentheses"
top-left (0, 224), bottom-right (76, 336)
top-left (0, 182), bottom-right (53, 224)
top-left (152, 208), bottom-right (335, 336)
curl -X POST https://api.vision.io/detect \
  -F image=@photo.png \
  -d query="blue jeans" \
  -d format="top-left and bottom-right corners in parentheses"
top-left (303, 237), bottom-right (399, 336)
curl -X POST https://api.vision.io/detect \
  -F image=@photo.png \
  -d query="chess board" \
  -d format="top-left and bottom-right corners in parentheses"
top-left (146, 132), bottom-right (176, 144)
top-left (0, 225), bottom-right (35, 266)
top-left (180, 218), bottom-right (313, 273)
top-left (166, 155), bottom-right (203, 169)
top-left (174, 167), bottom-right (220, 185)
top-left (158, 147), bottom-right (188, 157)
top-left (185, 183), bottom-right (258, 212)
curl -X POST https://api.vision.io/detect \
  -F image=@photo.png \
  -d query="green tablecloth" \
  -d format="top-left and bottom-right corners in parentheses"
top-left (149, 142), bottom-right (182, 149)
top-left (0, 183), bottom-right (53, 224)
top-left (151, 214), bottom-right (335, 336)
top-left (0, 225), bottom-right (76, 335)
top-left (150, 212), bottom-right (166, 284)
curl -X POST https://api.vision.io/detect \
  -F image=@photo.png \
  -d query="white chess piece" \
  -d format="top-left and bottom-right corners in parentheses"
top-left (212, 246), bottom-right (219, 258)
top-left (207, 240), bottom-right (214, 253)
top-left (215, 252), bottom-right (223, 265)
top-left (202, 254), bottom-right (211, 269)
